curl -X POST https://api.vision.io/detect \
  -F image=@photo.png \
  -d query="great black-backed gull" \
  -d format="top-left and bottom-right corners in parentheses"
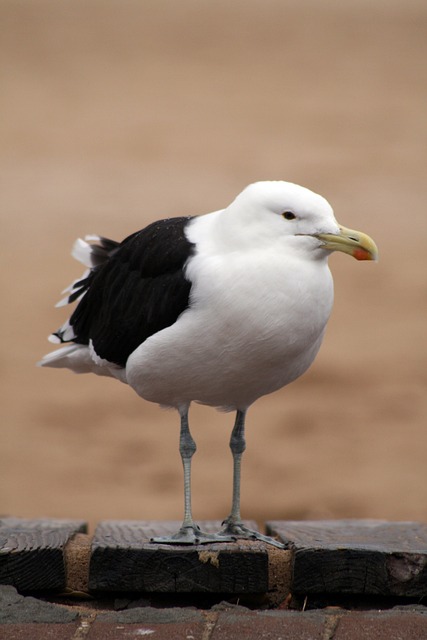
top-left (39, 181), bottom-right (378, 547)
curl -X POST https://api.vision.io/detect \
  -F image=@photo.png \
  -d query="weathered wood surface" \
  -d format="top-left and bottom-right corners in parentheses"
top-left (0, 517), bottom-right (87, 592)
top-left (266, 519), bottom-right (427, 597)
top-left (89, 520), bottom-right (269, 593)
top-left (3, 517), bottom-right (427, 597)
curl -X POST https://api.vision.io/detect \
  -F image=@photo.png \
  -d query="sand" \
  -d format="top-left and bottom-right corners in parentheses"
top-left (1, 0), bottom-right (426, 532)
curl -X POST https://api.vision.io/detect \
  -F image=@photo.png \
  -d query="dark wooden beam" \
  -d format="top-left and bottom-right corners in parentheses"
top-left (0, 517), bottom-right (87, 592)
top-left (266, 519), bottom-right (427, 597)
top-left (3, 518), bottom-right (426, 598)
top-left (89, 520), bottom-right (270, 593)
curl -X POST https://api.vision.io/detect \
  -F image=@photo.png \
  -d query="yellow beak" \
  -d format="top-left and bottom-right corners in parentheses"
top-left (316, 225), bottom-right (378, 261)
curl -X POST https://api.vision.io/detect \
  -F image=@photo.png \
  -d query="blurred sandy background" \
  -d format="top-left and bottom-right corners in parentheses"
top-left (1, 0), bottom-right (426, 533)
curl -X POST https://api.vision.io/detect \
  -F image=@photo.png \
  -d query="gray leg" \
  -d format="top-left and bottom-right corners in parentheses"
top-left (219, 410), bottom-right (284, 549)
top-left (180, 409), bottom-right (197, 529)
top-left (228, 409), bottom-right (246, 525)
top-left (151, 409), bottom-right (235, 545)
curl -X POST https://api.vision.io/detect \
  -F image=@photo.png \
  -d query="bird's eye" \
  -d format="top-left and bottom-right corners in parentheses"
top-left (282, 211), bottom-right (296, 220)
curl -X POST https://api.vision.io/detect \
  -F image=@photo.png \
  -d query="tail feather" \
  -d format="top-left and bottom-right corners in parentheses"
top-left (55, 270), bottom-right (90, 308)
top-left (71, 235), bottom-right (120, 268)
top-left (71, 237), bottom-right (95, 268)
top-left (37, 343), bottom-right (91, 371)
top-left (38, 343), bottom-right (119, 378)
top-left (49, 234), bottom-right (119, 343)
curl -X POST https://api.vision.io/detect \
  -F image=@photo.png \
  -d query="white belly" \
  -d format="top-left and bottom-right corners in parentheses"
top-left (126, 250), bottom-right (334, 411)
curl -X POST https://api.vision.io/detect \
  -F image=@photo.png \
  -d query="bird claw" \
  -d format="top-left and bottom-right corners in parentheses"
top-left (219, 520), bottom-right (285, 549)
top-left (151, 521), bottom-right (284, 548)
top-left (151, 524), bottom-right (236, 545)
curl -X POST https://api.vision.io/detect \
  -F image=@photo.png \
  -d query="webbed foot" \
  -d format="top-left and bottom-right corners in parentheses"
top-left (151, 523), bottom-right (236, 545)
top-left (219, 518), bottom-right (284, 549)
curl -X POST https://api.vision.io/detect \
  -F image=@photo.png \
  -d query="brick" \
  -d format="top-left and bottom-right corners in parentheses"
top-left (334, 610), bottom-right (427, 640)
top-left (0, 623), bottom-right (79, 639)
top-left (88, 620), bottom-right (206, 639)
top-left (211, 609), bottom-right (328, 639)
top-left (90, 607), bottom-right (206, 639)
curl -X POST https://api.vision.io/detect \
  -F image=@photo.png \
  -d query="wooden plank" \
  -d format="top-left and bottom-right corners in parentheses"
top-left (0, 517), bottom-right (87, 592)
top-left (89, 520), bottom-right (269, 593)
top-left (266, 519), bottom-right (427, 597)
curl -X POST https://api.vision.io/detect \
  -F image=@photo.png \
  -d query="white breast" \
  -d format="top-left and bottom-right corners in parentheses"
top-left (126, 214), bottom-right (334, 411)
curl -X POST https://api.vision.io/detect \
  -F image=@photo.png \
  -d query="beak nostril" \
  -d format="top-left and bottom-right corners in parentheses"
top-left (349, 236), bottom-right (359, 242)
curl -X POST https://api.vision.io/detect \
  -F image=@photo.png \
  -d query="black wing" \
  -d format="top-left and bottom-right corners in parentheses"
top-left (54, 217), bottom-right (195, 367)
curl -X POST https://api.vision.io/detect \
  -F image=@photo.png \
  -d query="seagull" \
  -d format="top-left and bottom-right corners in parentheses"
top-left (39, 181), bottom-right (378, 547)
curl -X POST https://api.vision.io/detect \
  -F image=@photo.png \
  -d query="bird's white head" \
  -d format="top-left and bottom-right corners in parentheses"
top-left (228, 181), bottom-right (378, 261)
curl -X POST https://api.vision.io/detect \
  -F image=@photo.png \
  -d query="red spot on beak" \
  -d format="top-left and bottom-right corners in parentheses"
top-left (353, 247), bottom-right (373, 261)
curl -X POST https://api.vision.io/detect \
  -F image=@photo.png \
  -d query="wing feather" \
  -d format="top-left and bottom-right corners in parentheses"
top-left (51, 217), bottom-right (194, 367)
